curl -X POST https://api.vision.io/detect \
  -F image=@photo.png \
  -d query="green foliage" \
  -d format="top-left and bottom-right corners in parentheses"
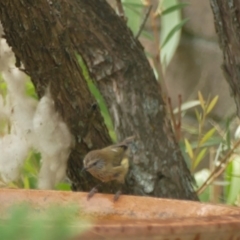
top-left (194, 169), bottom-right (211, 202)
top-left (18, 152), bottom-right (39, 189)
top-left (123, 0), bottom-right (188, 69)
top-left (122, 0), bottom-right (142, 35)
top-left (0, 81), bottom-right (7, 97)
top-left (179, 92), bottom-right (240, 204)
top-left (184, 92), bottom-right (219, 172)
top-left (26, 79), bottom-right (38, 99)
top-left (122, 0), bottom-right (240, 203)
top-left (159, 0), bottom-right (188, 69)
top-left (225, 156), bottom-right (240, 204)
top-left (77, 56), bottom-right (116, 141)
top-left (0, 204), bottom-right (88, 240)
top-left (161, 3), bottom-right (189, 15)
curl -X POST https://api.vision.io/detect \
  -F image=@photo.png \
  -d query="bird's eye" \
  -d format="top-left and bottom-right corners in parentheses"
top-left (91, 159), bottom-right (103, 169)
top-left (91, 161), bottom-right (99, 168)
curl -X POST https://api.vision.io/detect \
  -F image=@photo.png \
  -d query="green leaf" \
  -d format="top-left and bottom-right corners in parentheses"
top-left (77, 55), bottom-right (116, 141)
top-left (184, 138), bottom-right (194, 159)
top-left (122, 0), bottom-right (143, 35)
top-left (225, 156), bottom-right (240, 204)
top-left (189, 137), bottom-right (222, 149)
top-left (26, 80), bottom-right (38, 99)
top-left (173, 100), bottom-right (200, 114)
top-left (195, 108), bottom-right (201, 122)
top-left (55, 182), bottom-right (71, 191)
top-left (0, 204), bottom-right (88, 240)
top-left (23, 176), bottom-right (30, 189)
top-left (198, 91), bottom-right (205, 109)
top-left (224, 160), bottom-right (233, 203)
top-left (162, 3), bottom-right (189, 15)
top-left (194, 148), bottom-right (207, 169)
top-left (200, 128), bottom-right (216, 146)
top-left (160, 0), bottom-right (187, 68)
top-left (161, 18), bottom-right (188, 48)
top-left (0, 80), bottom-right (7, 96)
top-left (141, 30), bottom-right (154, 40)
top-left (206, 95), bottom-right (219, 114)
top-left (122, 2), bottom-right (144, 9)
top-left (194, 169), bottom-right (211, 202)
top-left (225, 118), bottom-right (231, 150)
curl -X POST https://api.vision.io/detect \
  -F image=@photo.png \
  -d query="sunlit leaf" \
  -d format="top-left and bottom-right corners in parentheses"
top-left (200, 128), bottom-right (216, 146)
top-left (225, 156), bottom-right (240, 204)
top-left (122, 0), bottom-right (143, 35)
top-left (225, 160), bottom-right (233, 202)
top-left (195, 108), bottom-right (201, 122)
top-left (122, 2), bottom-right (144, 9)
top-left (78, 55), bottom-right (116, 141)
top-left (161, 18), bottom-right (188, 48)
top-left (189, 137), bottom-right (222, 149)
top-left (0, 80), bottom-right (7, 96)
top-left (55, 182), bottom-right (71, 191)
top-left (173, 100), bottom-right (200, 114)
top-left (194, 169), bottom-right (211, 202)
top-left (141, 30), bottom-right (154, 40)
top-left (7, 182), bottom-right (18, 189)
top-left (0, 204), bottom-right (88, 240)
top-left (206, 95), bottom-right (219, 114)
top-left (23, 176), bottom-right (30, 189)
top-left (160, 0), bottom-right (187, 68)
top-left (26, 80), bottom-right (38, 99)
top-left (184, 138), bottom-right (194, 159)
top-left (162, 3), bottom-right (189, 15)
top-left (194, 148), bottom-right (207, 169)
top-left (198, 91), bottom-right (205, 109)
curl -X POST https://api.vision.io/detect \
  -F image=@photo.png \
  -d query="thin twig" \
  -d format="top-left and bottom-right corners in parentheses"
top-left (177, 94), bottom-right (182, 141)
top-left (208, 119), bottom-right (227, 140)
top-left (135, 5), bottom-right (152, 39)
top-left (168, 97), bottom-right (179, 141)
top-left (115, 0), bottom-right (127, 22)
top-left (197, 138), bottom-right (240, 195)
top-left (151, 7), bottom-right (169, 101)
top-left (152, 54), bottom-right (167, 96)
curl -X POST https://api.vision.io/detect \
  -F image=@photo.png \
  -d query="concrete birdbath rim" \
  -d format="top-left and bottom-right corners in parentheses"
top-left (0, 189), bottom-right (240, 240)
top-left (0, 188), bottom-right (239, 219)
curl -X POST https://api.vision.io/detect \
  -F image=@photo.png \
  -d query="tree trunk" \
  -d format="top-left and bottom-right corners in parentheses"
top-left (210, 0), bottom-right (240, 118)
top-left (0, 0), bottom-right (113, 192)
top-left (0, 0), bottom-right (198, 200)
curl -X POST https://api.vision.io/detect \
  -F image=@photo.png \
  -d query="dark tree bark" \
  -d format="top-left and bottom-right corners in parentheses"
top-left (0, 0), bottom-right (113, 192)
top-left (210, 0), bottom-right (240, 118)
top-left (0, 0), bottom-right (198, 200)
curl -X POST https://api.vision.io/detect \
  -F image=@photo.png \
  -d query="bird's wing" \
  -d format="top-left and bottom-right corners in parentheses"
top-left (104, 136), bottom-right (135, 166)
top-left (109, 145), bottom-right (127, 166)
top-left (109, 157), bottom-right (129, 183)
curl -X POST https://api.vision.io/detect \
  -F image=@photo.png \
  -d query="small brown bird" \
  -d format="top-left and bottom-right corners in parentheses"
top-left (82, 136), bottom-right (134, 200)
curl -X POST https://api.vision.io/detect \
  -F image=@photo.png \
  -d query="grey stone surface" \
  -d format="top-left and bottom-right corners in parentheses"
top-left (181, 0), bottom-right (217, 40)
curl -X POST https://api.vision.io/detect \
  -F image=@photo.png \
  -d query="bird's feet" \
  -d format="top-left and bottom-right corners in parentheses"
top-left (87, 184), bottom-right (101, 200)
top-left (113, 190), bottom-right (122, 201)
top-left (87, 187), bottom-right (98, 200)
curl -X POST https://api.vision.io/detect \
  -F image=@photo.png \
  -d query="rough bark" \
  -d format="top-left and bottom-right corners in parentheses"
top-left (0, 0), bottom-right (198, 200)
top-left (0, 0), bottom-right (114, 192)
top-left (210, 0), bottom-right (240, 118)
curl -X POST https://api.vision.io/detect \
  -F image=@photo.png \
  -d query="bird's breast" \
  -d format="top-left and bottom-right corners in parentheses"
top-left (88, 169), bottom-right (115, 182)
